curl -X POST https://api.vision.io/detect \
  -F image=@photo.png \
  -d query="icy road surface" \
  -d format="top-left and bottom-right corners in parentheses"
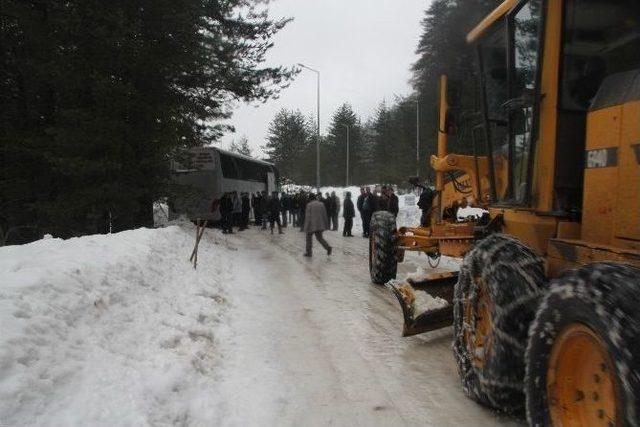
top-left (214, 225), bottom-right (523, 427)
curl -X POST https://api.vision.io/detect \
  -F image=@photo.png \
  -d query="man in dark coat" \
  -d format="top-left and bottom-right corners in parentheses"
top-left (299, 192), bottom-right (308, 231)
top-left (252, 192), bottom-right (262, 226)
top-left (280, 192), bottom-right (289, 227)
top-left (378, 186), bottom-right (390, 212)
top-left (268, 191), bottom-right (283, 234)
top-left (356, 187), bottom-right (365, 236)
top-left (322, 192), bottom-right (331, 218)
top-left (361, 187), bottom-right (374, 238)
top-left (291, 193), bottom-right (300, 226)
top-left (259, 191), bottom-right (269, 230)
top-left (219, 192), bottom-right (234, 234)
top-left (241, 192), bottom-right (251, 230)
top-left (342, 191), bottom-right (355, 237)
top-left (387, 187), bottom-right (399, 217)
top-left (303, 193), bottom-right (332, 257)
top-left (330, 191), bottom-right (340, 231)
top-left (417, 186), bottom-right (438, 227)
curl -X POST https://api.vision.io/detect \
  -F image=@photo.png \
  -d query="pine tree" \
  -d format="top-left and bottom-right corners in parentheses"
top-left (229, 136), bottom-right (253, 157)
top-left (325, 104), bottom-right (364, 186)
top-left (263, 109), bottom-right (312, 184)
top-left (0, 0), bottom-right (296, 243)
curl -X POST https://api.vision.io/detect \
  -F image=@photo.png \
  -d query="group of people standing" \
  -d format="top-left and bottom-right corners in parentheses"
top-left (216, 191), bottom-right (251, 234)
top-left (356, 186), bottom-right (399, 238)
top-left (215, 186), bottom-right (407, 257)
top-left (217, 191), bottom-right (284, 235)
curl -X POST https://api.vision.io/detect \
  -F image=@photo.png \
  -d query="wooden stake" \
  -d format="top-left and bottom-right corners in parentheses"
top-left (189, 219), bottom-right (208, 269)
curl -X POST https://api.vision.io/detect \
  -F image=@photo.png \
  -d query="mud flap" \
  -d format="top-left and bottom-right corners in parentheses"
top-left (388, 271), bottom-right (458, 337)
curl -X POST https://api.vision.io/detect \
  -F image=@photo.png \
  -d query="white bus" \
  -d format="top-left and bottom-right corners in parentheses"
top-left (169, 147), bottom-right (279, 222)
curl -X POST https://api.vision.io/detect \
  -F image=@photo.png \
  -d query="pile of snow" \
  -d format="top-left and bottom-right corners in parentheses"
top-left (457, 206), bottom-right (488, 221)
top-left (0, 225), bottom-right (233, 426)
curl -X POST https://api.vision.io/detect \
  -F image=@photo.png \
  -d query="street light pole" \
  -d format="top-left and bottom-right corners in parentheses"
top-left (344, 124), bottom-right (350, 186)
top-left (298, 63), bottom-right (321, 191)
top-left (416, 98), bottom-right (420, 177)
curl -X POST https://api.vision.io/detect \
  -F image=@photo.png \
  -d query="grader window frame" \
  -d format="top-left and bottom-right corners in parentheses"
top-left (476, 0), bottom-right (547, 207)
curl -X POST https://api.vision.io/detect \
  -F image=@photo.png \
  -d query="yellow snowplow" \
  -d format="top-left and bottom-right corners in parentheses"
top-left (369, 0), bottom-right (640, 423)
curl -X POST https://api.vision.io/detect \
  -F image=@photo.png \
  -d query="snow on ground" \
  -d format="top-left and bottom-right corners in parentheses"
top-left (0, 224), bottom-right (236, 426)
top-left (0, 186), bottom-right (514, 427)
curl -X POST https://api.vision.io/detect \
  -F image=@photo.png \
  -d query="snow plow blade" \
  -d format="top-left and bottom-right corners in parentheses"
top-left (389, 271), bottom-right (458, 337)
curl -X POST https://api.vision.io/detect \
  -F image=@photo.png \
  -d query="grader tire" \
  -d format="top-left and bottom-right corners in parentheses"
top-left (526, 263), bottom-right (640, 427)
top-left (369, 211), bottom-right (397, 285)
top-left (453, 234), bottom-right (547, 413)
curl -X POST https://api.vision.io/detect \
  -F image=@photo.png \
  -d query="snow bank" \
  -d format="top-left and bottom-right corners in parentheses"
top-left (0, 226), bottom-right (232, 426)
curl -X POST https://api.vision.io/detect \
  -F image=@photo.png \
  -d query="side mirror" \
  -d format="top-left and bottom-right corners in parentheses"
top-left (445, 111), bottom-right (457, 135)
top-left (439, 75), bottom-right (461, 136)
top-left (447, 79), bottom-right (462, 109)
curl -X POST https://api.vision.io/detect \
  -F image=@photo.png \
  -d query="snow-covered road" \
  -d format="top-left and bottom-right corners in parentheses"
top-left (1, 222), bottom-right (523, 426)
top-left (211, 225), bottom-right (522, 427)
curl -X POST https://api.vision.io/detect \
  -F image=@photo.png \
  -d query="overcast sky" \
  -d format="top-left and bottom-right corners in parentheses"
top-left (219, 0), bottom-right (430, 157)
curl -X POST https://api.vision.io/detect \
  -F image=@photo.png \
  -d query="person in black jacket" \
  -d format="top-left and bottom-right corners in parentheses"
top-left (387, 187), bottom-right (399, 217)
top-left (361, 187), bottom-right (374, 238)
top-left (330, 191), bottom-right (340, 231)
top-left (260, 191), bottom-right (269, 230)
top-left (342, 192), bottom-right (355, 237)
top-left (417, 186), bottom-right (438, 227)
top-left (356, 187), bottom-right (365, 236)
top-left (280, 192), bottom-right (289, 227)
top-left (268, 191), bottom-right (283, 234)
top-left (252, 192), bottom-right (262, 226)
top-left (241, 192), bottom-right (251, 230)
top-left (219, 192), bottom-right (234, 234)
top-left (291, 193), bottom-right (300, 226)
top-left (299, 192), bottom-right (308, 231)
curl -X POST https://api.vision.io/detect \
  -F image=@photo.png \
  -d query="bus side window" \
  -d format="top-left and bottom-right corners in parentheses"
top-left (219, 154), bottom-right (240, 179)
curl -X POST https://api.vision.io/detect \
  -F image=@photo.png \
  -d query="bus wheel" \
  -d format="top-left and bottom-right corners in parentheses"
top-left (453, 234), bottom-right (547, 413)
top-left (369, 211), bottom-right (397, 285)
top-left (526, 263), bottom-right (640, 427)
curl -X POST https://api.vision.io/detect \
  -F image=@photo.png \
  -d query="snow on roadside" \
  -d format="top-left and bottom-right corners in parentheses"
top-left (0, 225), bottom-right (232, 426)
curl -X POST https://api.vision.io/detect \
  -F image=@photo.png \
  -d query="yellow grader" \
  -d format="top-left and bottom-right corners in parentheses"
top-left (368, 0), bottom-right (640, 424)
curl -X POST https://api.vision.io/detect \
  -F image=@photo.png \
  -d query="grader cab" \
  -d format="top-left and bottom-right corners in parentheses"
top-left (369, 0), bottom-right (640, 423)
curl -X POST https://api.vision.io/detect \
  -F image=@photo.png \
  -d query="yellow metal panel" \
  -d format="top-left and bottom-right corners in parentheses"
top-left (557, 221), bottom-right (581, 240)
top-left (489, 208), bottom-right (558, 255)
top-left (466, 0), bottom-right (518, 43)
top-left (546, 238), bottom-right (640, 278)
top-left (582, 106), bottom-right (622, 245)
top-left (614, 101), bottom-right (640, 241)
top-left (533, 0), bottom-right (562, 212)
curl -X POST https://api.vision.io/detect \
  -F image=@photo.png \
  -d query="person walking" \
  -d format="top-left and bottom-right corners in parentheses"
top-left (241, 192), bottom-right (251, 230)
top-left (303, 193), bottom-right (332, 257)
top-left (268, 191), bottom-right (283, 234)
top-left (342, 191), bottom-right (355, 237)
top-left (330, 191), bottom-right (340, 231)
